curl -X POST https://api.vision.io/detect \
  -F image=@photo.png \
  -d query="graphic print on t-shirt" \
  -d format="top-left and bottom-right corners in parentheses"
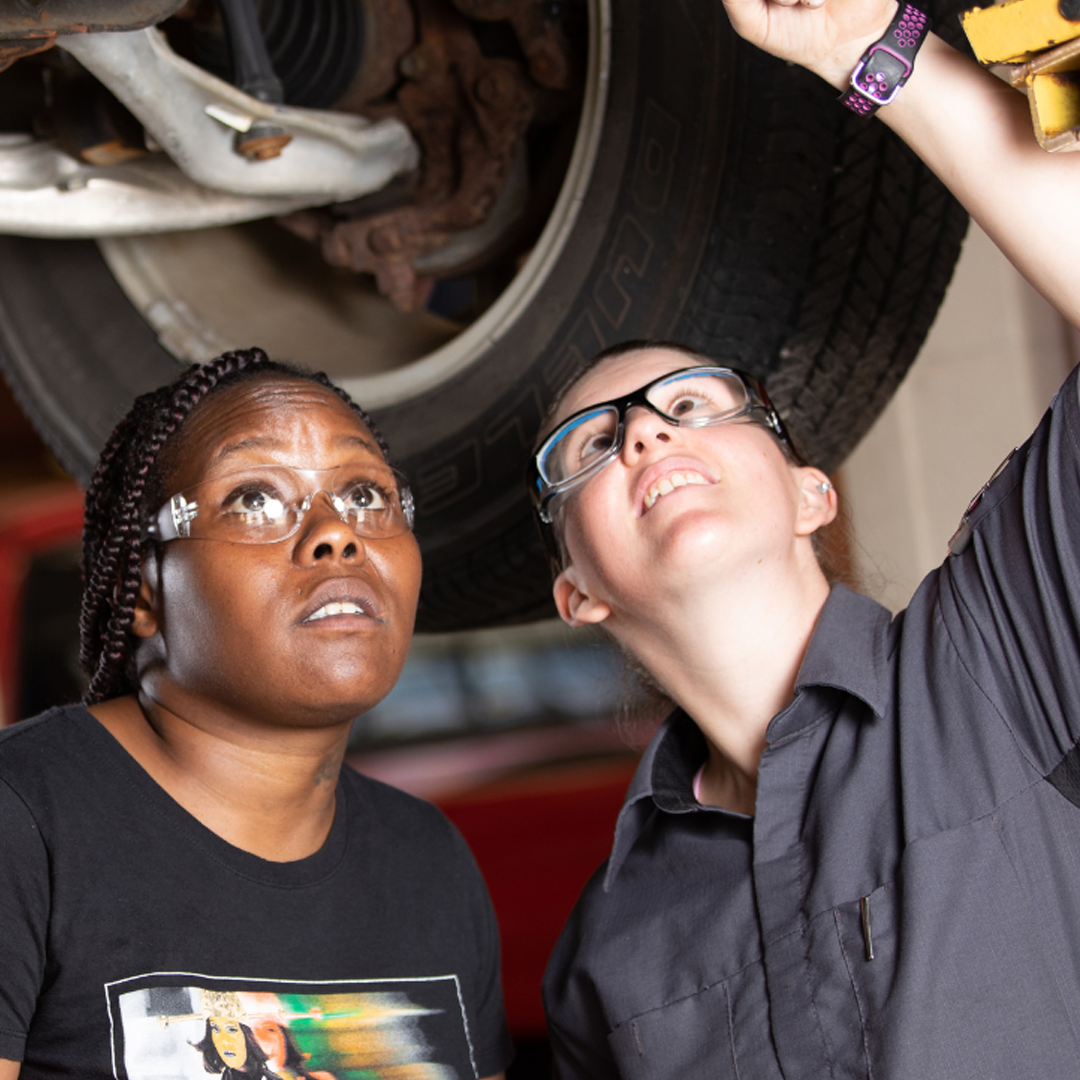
top-left (105, 974), bottom-right (478, 1080)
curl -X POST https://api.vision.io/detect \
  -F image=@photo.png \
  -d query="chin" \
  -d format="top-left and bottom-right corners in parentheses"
top-left (295, 685), bottom-right (391, 720)
top-left (653, 513), bottom-right (733, 563)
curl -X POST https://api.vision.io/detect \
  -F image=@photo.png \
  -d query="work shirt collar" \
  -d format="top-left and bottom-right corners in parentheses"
top-left (603, 584), bottom-right (893, 889)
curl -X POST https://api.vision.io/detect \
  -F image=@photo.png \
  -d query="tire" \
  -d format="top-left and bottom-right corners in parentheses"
top-left (0, 0), bottom-right (970, 632)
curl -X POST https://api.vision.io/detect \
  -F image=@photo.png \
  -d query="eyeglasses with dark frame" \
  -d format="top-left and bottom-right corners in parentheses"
top-left (145, 463), bottom-right (416, 545)
top-left (529, 365), bottom-right (803, 524)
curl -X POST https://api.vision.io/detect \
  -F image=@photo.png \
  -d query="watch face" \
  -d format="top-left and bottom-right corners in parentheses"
top-left (854, 47), bottom-right (909, 101)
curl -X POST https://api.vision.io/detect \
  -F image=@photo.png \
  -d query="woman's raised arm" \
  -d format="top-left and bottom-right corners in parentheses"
top-left (722, 0), bottom-right (1080, 327)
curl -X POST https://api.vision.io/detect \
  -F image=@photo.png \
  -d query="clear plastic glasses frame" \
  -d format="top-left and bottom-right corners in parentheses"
top-left (145, 464), bottom-right (415, 544)
top-left (529, 365), bottom-right (801, 523)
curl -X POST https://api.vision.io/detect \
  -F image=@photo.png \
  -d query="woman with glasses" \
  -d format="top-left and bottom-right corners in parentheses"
top-left (537, 0), bottom-right (1080, 1075)
top-left (0, 349), bottom-right (510, 1080)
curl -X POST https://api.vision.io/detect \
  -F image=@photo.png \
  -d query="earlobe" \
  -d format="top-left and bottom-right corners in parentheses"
top-left (129, 554), bottom-right (161, 640)
top-left (553, 565), bottom-right (611, 628)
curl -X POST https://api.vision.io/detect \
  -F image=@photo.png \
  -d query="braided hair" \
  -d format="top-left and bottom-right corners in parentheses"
top-left (79, 346), bottom-right (394, 705)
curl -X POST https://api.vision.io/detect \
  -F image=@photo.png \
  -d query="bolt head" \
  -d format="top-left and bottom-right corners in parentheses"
top-left (235, 128), bottom-right (292, 160)
top-left (400, 50), bottom-right (428, 80)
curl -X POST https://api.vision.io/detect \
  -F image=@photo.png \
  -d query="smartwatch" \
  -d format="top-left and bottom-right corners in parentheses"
top-left (840, 3), bottom-right (931, 116)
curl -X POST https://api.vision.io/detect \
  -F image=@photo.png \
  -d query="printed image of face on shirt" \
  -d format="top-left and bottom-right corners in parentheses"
top-left (196, 1015), bottom-right (265, 1079)
top-left (209, 1016), bottom-right (247, 1067)
top-left (108, 979), bottom-right (476, 1080)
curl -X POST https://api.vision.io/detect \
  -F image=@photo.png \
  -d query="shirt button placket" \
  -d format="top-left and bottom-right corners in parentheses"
top-left (752, 731), bottom-right (833, 1079)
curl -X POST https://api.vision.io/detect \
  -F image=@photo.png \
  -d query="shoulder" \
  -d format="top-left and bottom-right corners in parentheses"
top-left (542, 861), bottom-right (614, 1044)
top-left (0, 705), bottom-right (150, 848)
top-left (547, 860), bottom-right (611, 973)
top-left (0, 714), bottom-right (67, 872)
top-left (0, 705), bottom-right (98, 785)
top-left (0, 704), bottom-right (82, 746)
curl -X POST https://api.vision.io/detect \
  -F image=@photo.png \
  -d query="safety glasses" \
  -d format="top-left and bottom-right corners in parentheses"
top-left (530, 366), bottom-right (800, 523)
top-left (146, 464), bottom-right (415, 544)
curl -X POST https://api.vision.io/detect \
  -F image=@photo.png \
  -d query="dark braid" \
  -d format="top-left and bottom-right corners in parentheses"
top-left (78, 347), bottom-right (394, 705)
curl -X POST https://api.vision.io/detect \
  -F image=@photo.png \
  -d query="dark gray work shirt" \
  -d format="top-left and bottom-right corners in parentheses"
top-left (543, 366), bottom-right (1080, 1080)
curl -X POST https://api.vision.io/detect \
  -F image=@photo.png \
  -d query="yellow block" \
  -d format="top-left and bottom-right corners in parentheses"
top-left (1030, 71), bottom-right (1080, 142)
top-left (1024, 36), bottom-right (1080, 147)
top-left (962, 0), bottom-right (1080, 64)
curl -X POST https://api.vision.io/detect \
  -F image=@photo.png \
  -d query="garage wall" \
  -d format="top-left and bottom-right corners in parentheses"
top-left (837, 223), bottom-right (1080, 614)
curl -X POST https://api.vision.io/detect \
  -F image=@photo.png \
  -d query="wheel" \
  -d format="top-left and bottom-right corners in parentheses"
top-left (0, 0), bottom-right (970, 632)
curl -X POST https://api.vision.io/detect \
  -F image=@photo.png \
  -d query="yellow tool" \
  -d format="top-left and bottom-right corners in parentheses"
top-left (962, 0), bottom-right (1080, 64)
top-left (962, 0), bottom-right (1080, 149)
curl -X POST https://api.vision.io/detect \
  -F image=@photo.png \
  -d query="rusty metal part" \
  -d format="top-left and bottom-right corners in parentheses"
top-left (0, 0), bottom-right (186, 72)
top-left (281, 0), bottom-right (538, 311)
top-left (235, 124), bottom-right (292, 160)
top-left (0, 1), bottom-right (186, 38)
top-left (450, 0), bottom-right (573, 90)
top-left (214, 0), bottom-right (292, 161)
top-left (334, 0), bottom-right (417, 111)
top-left (0, 35), bottom-right (56, 74)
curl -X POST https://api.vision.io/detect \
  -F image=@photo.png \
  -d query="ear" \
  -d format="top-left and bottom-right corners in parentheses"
top-left (794, 468), bottom-right (838, 537)
top-left (129, 551), bottom-right (162, 640)
top-left (553, 563), bottom-right (611, 628)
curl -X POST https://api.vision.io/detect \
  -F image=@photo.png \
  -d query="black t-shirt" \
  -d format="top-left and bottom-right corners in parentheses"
top-left (0, 706), bottom-right (511, 1080)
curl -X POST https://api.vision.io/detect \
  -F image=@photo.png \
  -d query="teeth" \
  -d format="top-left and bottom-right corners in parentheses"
top-left (307, 601), bottom-right (366, 621)
top-left (643, 471), bottom-right (710, 511)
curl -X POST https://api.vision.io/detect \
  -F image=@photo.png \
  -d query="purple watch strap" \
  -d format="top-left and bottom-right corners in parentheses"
top-left (840, 3), bottom-right (930, 116)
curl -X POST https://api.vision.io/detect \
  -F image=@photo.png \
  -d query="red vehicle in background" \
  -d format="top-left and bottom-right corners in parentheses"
top-left (0, 386), bottom-right (652, 1075)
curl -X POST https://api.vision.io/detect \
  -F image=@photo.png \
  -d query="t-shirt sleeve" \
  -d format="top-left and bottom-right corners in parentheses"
top-left (939, 364), bottom-right (1080, 773)
top-left (0, 777), bottom-right (50, 1061)
top-left (448, 827), bottom-right (513, 1079)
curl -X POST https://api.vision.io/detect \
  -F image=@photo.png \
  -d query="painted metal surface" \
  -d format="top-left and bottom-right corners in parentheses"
top-left (59, 28), bottom-right (419, 201)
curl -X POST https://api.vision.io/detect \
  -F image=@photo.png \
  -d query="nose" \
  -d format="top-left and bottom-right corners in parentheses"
top-left (292, 490), bottom-right (367, 565)
top-left (621, 404), bottom-right (674, 463)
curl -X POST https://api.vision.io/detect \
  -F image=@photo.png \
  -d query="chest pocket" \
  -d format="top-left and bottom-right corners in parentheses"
top-left (825, 881), bottom-right (897, 1071)
top-left (606, 961), bottom-right (784, 1080)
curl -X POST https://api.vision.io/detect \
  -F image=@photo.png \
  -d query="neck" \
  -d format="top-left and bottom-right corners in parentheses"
top-left (88, 693), bottom-right (351, 861)
top-left (611, 552), bottom-right (831, 814)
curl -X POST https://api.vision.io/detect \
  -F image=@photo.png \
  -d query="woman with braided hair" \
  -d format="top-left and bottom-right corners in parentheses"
top-left (0, 348), bottom-right (510, 1080)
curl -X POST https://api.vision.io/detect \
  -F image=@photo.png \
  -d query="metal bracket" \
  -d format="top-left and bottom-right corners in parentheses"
top-left (58, 27), bottom-right (418, 202)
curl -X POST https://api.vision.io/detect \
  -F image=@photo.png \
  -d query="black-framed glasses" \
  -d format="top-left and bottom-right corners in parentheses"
top-left (145, 464), bottom-right (415, 544)
top-left (529, 366), bottom-right (801, 523)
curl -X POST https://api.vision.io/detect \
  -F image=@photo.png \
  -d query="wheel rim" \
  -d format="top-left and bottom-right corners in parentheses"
top-left (99, 0), bottom-right (611, 410)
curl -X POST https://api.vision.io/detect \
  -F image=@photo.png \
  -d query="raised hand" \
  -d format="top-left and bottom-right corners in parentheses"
top-left (721, 0), bottom-right (899, 88)
top-left (724, 0), bottom-right (1080, 328)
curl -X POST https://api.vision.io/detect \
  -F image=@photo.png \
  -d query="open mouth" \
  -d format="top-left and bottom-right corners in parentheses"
top-left (642, 470), bottom-right (711, 512)
top-left (299, 579), bottom-right (383, 625)
top-left (304, 601), bottom-right (373, 622)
